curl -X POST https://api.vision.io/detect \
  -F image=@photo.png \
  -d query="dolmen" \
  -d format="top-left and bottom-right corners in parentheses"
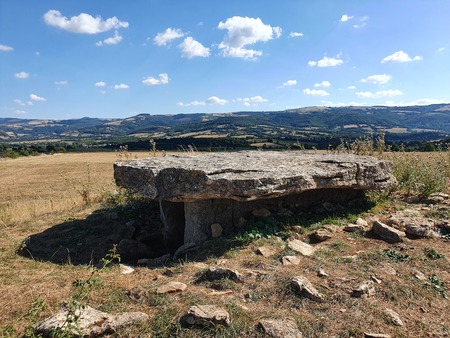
top-left (114, 151), bottom-right (395, 249)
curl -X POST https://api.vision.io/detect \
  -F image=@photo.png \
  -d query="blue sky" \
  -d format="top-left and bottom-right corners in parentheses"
top-left (1, 0), bottom-right (449, 119)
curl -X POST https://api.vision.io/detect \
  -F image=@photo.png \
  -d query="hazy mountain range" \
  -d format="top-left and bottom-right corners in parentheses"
top-left (1, 104), bottom-right (450, 143)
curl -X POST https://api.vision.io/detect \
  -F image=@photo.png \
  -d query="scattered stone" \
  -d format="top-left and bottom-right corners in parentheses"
top-left (413, 270), bottom-right (426, 281)
top-left (258, 318), bottom-right (303, 338)
top-left (364, 333), bottom-right (392, 338)
top-left (356, 218), bottom-right (369, 227)
top-left (192, 262), bottom-right (209, 270)
top-left (126, 287), bottom-right (151, 303)
top-left (33, 306), bottom-right (148, 337)
top-left (119, 264), bottom-right (135, 275)
top-left (287, 239), bottom-right (315, 256)
top-left (203, 266), bottom-right (244, 283)
top-left (183, 305), bottom-right (230, 327)
top-left (352, 281), bottom-right (375, 298)
top-left (147, 253), bottom-right (171, 268)
top-left (384, 308), bottom-right (403, 326)
top-left (252, 208), bottom-right (271, 218)
top-left (210, 223), bottom-right (223, 238)
top-left (256, 246), bottom-right (277, 257)
top-left (317, 268), bottom-right (329, 278)
top-left (290, 225), bottom-right (303, 234)
top-left (372, 220), bottom-right (406, 243)
top-left (313, 229), bottom-right (332, 242)
top-left (291, 276), bottom-right (325, 302)
top-left (370, 275), bottom-right (382, 284)
top-left (404, 219), bottom-right (437, 238)
top-left (208, 290), bottom-right (233, 296)
top-left (344, 224), bottom-right (365, 233)
top-left (137, 258), bottom-right (151, 266)
top-left (157, 281), bottom-right (187, 294)
top-left (281, 255), bottom-right (301, 266)
top-left (173, 242), bottom-right (196, 259)
top-left (162, 268), bottom-right (175, 277)
top-left (380, 264), bottom-right (397, 276)
top-left (425, 193), bottom-right (449, 204)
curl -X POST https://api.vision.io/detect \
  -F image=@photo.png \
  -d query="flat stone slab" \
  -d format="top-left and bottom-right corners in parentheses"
top-left (114, 151), bottom-right (395, 202)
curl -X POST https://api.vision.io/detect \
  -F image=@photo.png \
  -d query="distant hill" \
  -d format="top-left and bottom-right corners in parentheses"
top-left (1, 104), bottom-right (450, 143)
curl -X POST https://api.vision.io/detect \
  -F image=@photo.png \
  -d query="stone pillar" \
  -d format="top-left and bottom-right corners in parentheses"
top-left (159, 200), bottom-right (185, 250)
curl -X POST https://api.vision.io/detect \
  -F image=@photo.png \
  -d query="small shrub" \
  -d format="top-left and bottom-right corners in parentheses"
top-left (428, 274), bottom-right (448, 299)
top-left (381, 249), bottom-right (411, 262)
top-left (425, 248), bottom-right (445, 260)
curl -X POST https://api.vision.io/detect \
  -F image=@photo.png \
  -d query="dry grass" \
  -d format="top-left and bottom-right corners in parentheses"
top-left (0, 151), bottom-right (449, 337)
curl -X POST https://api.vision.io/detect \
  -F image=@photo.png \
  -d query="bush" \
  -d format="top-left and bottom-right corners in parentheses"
top-left (391, 152), bottom-right (448, 198)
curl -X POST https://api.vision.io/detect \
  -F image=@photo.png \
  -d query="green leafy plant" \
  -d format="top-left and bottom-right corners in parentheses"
top-left (425, 248), bottom-right (445, 260)
top-left (381, 249), bottom-right (411, 262)
top-left (428, 274), bottom-right (448, 299)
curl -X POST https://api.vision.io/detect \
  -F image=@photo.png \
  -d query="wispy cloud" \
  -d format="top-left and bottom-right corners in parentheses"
top-left (381, 51), bottom-right (422, 63)
top-left (289, 32), bottom-right (303, 38)
top-left (314, 81), bottom-right (331, 88)
top-left (30, 94), bottom-right (46, 101)
top-left (142, 73), bottom-right (169, 86)
top-left (356, 89), bottom-right (403, 98)
top-left (177, 96), bottom-right (228, 106)
top-left (303, 88), bottom-right (329, 96)
top-left (154, 28), bottom-right (185, 46)
top-left (237, 96), bottom-right (268, 106)
top-left (340, 14), bottom-right (354, 23)
top-left (96, 31), bottom-right (123, 46)
top-left (0, 44), bottom-right (13, 52)
top-left (43, 10), bottom-right (128, 34)
top-left (95, 81), bottom-right (106, 87)
top-left (360, 74), bottom-right (392, 85)
top-left (282, 80), bottom-right (297, 87)
top-left (308, 55), bottom-right (343, 67)
top-left (114, 84), bottom-right (129, 89)
top-left (15, 72), bottom-right (29, 79)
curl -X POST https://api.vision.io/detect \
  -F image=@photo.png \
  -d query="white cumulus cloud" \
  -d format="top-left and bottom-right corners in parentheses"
top-left (360, 74), bottom-right (392, 85)
top-left (340, 14), bottom-right (354, 22)
top-left (30, 94), bottom-right (46, 101)
top-left (282, 80), bottom-right (297, 87)
top-left (43, 10), bottom-right (128, 34)
top-left (177, 96), bottom-right (228, 107)
top-left (154, 28), bottom-right (185, 46)
top-left (289, 32), bottom-right (303, 38)
top-left (314, 81), bottom-right (331, 88)
top-left (114, 84), bottom-right (129, 89)
top-left (356, 89), bottom-right (403, 98)
top-left (95, 81), bottom-right (106, 87)
top-left (238, 96), bottom-right (268, 104)
top-left (96, 31), bottom-right (123, 46)
top-left (178, 37), bottom-right (210, 58)
top-left (218, 16), bottom-right (282, 60)
top-left (308, 55), bottom-right (343, 67)
top-left (142, 73), bottom-right (169, 86)
top-left (0, 44), bottom-right (13, 51)
top-left (15, 72), bottom-right (29, 79)
top-left (381, 51), bottom-right (423, 63)
top-left (303, 88), bottom-right (329, 96)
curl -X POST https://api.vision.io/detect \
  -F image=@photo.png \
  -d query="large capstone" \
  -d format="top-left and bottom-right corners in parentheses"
top-left (114, 151), bottom-right (395, 248)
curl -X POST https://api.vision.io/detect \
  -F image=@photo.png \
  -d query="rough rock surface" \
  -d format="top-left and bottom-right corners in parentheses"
top-left (202, 266), bottom-right (244, 283)
top-left (115, 152), bottom-right (395, 201)
top-left (114, 152), bottom-right (395, 247)
top-left (258, 318), bottom-right (303, 337)
top-left (287, 239), bottom-right (316, 256)
top-left (372, 220), bottom-right (406, 243)
top-left (157, 281), bottom-right (187, 294)
top-left (183, 305), bottom-right (230, 327)
top-left (291, 276), bottom-right (325, 302)
top-left (33, 306), bottom-right (148, 337)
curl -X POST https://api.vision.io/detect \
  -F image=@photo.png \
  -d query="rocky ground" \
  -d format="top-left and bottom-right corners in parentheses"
top-left (17, 192), bottom-right (450, 338)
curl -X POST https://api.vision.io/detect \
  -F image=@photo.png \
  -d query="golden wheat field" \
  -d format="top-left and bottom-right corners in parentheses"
top-left (0, 151), bottom-right (449, 337)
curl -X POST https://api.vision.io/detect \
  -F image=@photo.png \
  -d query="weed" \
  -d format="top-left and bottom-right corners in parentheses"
top-left (424, 248), bottom-right (445, 260)
top-left (381, 249), bottom-right (411, 262)
top-left (428, 274), bottom-right (448, 299)
top-left (234, 217), bottom-right (285, 244)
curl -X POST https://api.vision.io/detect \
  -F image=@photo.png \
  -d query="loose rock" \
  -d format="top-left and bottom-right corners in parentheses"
top-left (352, 281), bottom-right (375, 298)
top-left (281, 255), bottom-right (301, 266)
top-left (287, 239), bottom-right (315, 256)
top-left (372, 220), bottom-right (406, 243)
top-left (258, 318), bottom-right (303, 338)
top-left (256, 246), bottom-right (277, 257)
top-left (203, 266), bottom-right (244, 283)
top-left (33, 306), bottom-right (148, 337)
top-left (384, 308), bottom-right (403, 326)
top-left (183, 305), bottom-right (230, 327)
top-left (344, 224), bottom-right (365, 233)
top-left (119, 264), bottom-right (135, 275)
top-left (364, 333), bottom-right (392, 338)
top-left (252, 208), bottom-right (271, 218)
top-left (157, 281), bottom-right (187, 294)
top-left (291, 276), bottom-right (325, 302)
top-left (313, 229), bottom-right (332, 242)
